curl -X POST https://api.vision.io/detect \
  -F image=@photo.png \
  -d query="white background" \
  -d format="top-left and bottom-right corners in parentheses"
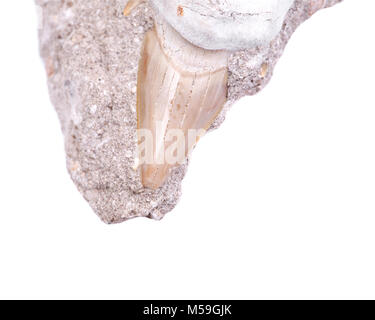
top-left (0, 1), bottom-right (374, 299)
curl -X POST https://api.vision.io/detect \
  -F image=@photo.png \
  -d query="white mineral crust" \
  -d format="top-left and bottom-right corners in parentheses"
top-left (150, 0), bottom-right (295, 50)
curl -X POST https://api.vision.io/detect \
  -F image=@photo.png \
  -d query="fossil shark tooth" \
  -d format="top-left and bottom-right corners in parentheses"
top-left (137, 16), bottom-right (228, 189)
top-left (124, 0), bottom-right (339, 190)
top-left (127, 0), bottom-right (296, 189)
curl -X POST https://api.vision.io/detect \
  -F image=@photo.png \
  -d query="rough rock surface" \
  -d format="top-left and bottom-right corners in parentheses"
top-left (36, 0), bottom-right (343, 223)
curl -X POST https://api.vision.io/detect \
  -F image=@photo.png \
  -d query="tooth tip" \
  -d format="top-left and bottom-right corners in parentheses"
top-left (141, 164), bottom-right (170, 190)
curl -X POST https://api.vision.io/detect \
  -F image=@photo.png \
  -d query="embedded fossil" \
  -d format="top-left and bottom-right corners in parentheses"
top-left (126, 0), bottom-right (296, 189)
top-left (37, 0), bottom-right (343, 222)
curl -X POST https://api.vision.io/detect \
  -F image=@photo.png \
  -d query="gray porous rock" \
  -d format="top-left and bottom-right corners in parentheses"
top-left (36, 0), bottom-right (343, 223)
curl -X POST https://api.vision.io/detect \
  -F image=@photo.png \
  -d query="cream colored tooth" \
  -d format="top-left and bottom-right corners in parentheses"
top-left (137, 16), bottom-right (228, 189)
top-left (123, 0), bottom-right (144, 16)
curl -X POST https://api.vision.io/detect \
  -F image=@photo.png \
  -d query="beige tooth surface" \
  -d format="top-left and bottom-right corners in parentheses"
top-left (137, 24), bottom-right (228, 189)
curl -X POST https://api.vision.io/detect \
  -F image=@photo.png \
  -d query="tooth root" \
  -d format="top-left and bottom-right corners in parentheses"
top-left (123, 0), bottom-right (144, 16)
top-left (137, 23), bottom-right (228, 189)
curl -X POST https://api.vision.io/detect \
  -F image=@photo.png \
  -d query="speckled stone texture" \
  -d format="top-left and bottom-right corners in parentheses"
top-left (36, 0), bottom-right (342, 223)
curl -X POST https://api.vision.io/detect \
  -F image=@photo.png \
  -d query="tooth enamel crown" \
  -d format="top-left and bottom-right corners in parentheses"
top-left (137, 15), bottom-right (228, 189)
